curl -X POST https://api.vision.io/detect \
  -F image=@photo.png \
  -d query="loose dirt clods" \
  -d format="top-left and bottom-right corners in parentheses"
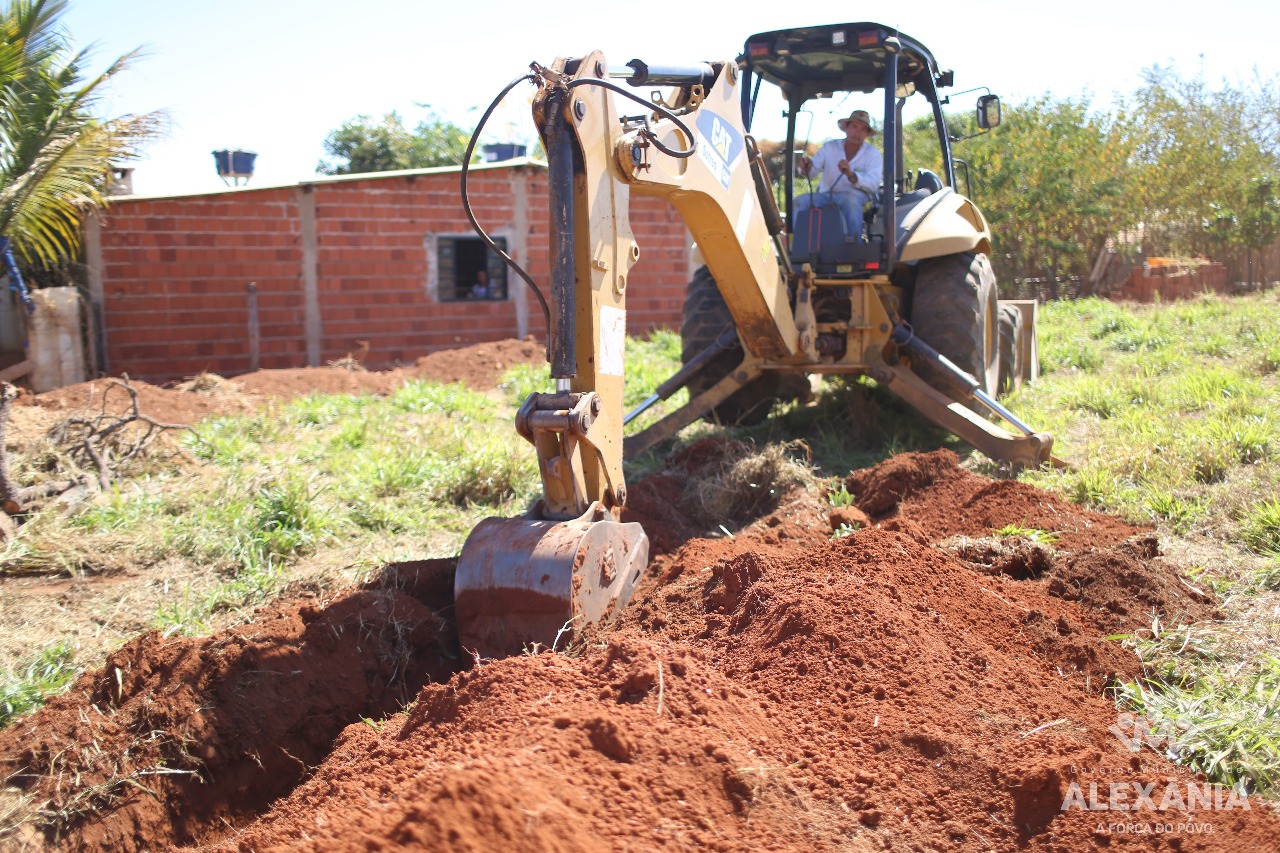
top-left (1, 362), bottom-right (1276, 850)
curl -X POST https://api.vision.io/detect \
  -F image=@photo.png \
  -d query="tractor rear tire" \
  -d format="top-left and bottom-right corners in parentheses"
top-left (681, 265), bottom-right (805, 425)
top-left (997, 302), bottom-right (1023, 395)
top-left (910, 251), bottom-right (999, 403)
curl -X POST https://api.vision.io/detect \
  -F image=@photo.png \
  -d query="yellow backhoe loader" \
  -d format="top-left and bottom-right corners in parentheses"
top-left (454, 22), bottom-right (1053, 658)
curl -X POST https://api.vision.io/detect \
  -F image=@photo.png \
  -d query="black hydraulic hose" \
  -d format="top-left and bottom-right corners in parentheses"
top-left (460, 73), bottom-right (551, 335)
top-left (461, 70), bottom-right (698, 350)
top-left (544, 91), bottom-right (577, 379)
top-left (564, 76), bottom-right (697, 159)
top-left (748, 73), bottom-right (762, 130)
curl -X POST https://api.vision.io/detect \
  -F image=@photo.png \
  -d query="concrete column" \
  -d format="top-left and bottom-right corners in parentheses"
top-left (297, 186), bottom-right (322, 365)
top-left (82, 216), bottom-right (107, 375)
top-left (511, 166), bottom-right (530, 339)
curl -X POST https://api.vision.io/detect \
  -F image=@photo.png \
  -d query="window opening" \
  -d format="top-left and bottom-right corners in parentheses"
top-left (438, 236), bottom-right (509, 301)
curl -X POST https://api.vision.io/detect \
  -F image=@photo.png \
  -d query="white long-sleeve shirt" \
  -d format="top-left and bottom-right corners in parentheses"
top-left (805, 138), bottom-right (882, 196)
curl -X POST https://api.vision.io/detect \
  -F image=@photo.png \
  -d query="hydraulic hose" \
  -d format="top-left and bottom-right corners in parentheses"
top-left (460, 73), bottom-right (552, 336)
top-left (461, 67), bottom-right (701, 345)
top-left (563, 76), bottom-right (697, 159)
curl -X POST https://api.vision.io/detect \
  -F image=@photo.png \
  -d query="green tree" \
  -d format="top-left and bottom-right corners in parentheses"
top-left (1127, 66), bottom-right (1280, 266)
top-left (948, 94), bottom-right (1136, 291)
top-left (1237, 175), bottom-right (1280, 282)
top-left (0, 0), bottom-right (163, 266)
top-left (316, 109), bottom-right (474, 175)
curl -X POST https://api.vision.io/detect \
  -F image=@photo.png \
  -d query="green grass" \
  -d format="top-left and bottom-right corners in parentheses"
top-left (390, 380), bottom-right (497, 422)
top-left (69, 484), bottom-right (172, 533)
top-left (1241, 498), bottom-right (1280, 556)
top-left (828, 483), bottom-right (855, 508)
top-left (155, 562), bottom-right (284, 637)
top-left (1020, 293), bottom-right (1280, 534)
top-left (992, 524), bottom-right (1059, 544)
top-left (1253, 560), bottom-right (1280, 591)
top-left (499, 363), bottom-right (552, 408)
top-left (1, 642), bottom-right (79, 726)
top-left (1013, 291), bottom-right (1280, 797)
top-left (1117, 627), bottom-right (1280, 794)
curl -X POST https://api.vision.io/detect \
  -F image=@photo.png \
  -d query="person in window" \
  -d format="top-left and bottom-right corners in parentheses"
top-left (794, 109), bottom-right (882, 242)
top-left (470, 269), bottom-right (490, 299)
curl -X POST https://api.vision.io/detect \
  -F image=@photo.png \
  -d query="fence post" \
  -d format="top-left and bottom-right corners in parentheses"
top-left (246, 282), bottom-right (260, 373)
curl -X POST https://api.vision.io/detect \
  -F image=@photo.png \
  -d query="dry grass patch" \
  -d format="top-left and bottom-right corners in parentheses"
top-left (681, 440), bottom-right (819, 526)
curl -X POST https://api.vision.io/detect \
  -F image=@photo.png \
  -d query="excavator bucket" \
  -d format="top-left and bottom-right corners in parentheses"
top-left (454, 505), bottom-right (649, 658)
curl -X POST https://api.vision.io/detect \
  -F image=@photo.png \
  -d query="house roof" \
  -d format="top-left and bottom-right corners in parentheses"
top-left (112, 156), bottom-right (548, 202)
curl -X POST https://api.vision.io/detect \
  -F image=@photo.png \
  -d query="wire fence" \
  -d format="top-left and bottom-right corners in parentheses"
top-left (1004, 275), bottom-right (1085, 301)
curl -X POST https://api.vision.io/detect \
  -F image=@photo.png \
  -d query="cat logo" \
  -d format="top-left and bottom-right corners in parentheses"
top-left (710, 116), bottom-right (732, 161)
top-left (695, 111), bottom-right (744, 191)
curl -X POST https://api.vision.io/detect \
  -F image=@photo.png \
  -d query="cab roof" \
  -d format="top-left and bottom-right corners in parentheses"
top-left (738, 23), bottom-right (949, 102)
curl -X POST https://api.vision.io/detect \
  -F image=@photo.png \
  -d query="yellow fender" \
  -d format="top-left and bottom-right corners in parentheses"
top-left (899, 191), bottom-right (992, 262)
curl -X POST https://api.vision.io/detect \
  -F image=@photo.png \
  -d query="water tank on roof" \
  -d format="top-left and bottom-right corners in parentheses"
top-left (213, 149), bottom-right (257, 186)
top-left (483, 143), bottom-right (527, 162)
top-left (107, 166), bottom-right (134, 196)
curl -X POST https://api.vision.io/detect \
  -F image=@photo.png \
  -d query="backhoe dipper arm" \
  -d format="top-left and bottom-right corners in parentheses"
top-left (452, 53), bottom-right (656, 659)
top-left (525, 52), bottom-right (804, 520)
top-left (455, 51), bottom-right (808, 659)
top-left (524, 52), bottom-right (641, 521)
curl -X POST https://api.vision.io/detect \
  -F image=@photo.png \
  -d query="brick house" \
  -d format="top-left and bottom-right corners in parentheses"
top-left (83, 159), bottom-right (693, 383)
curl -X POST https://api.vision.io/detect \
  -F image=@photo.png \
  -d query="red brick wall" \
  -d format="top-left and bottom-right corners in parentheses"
top-left (1109, 262), bottom-right (1228, 303)
top-left (627, 195), bottom-right (689, 334)
top-left (92, 164), bottom-right (691, 382)
top-left (97, 189), bottom-right (304, 378)
top-left (309, 170), bottom-right (532, 366)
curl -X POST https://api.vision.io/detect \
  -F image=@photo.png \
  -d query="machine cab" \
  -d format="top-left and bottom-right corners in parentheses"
top-left (736, 23), bottom-right (998, 278)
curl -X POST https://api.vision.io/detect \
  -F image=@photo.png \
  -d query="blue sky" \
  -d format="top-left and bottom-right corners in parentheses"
top-left (63, 0), bottom-right (1280, 197)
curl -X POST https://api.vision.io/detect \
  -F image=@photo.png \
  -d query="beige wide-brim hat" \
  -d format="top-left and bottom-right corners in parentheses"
top-left (837, 109), bottom-right (878, 135)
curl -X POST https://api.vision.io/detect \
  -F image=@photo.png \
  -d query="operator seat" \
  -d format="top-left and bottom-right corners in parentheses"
top-left (790, 203), bottom-right (847, 261)
top-left (915, 169), bottom-right (944, 194)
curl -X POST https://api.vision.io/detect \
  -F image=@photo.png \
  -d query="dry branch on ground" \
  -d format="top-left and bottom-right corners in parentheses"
top-left (0, 379), bottom-right (192, 534)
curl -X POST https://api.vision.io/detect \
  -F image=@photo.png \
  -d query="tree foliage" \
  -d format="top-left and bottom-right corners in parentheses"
top-left (924, 67), bottom-right (1280, 287)
top-left (316, 109), bottom-right (473, 175)
top-left (958, 96), bottom-right (1134, 283)
top-left (1127, 66), bottom-right (1280, 261)
top-left (0, 0), bottom-right (164, 266)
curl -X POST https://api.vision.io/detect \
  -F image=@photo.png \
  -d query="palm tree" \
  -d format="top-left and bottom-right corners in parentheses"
top-left (0, 0), bottom-right (164, 270)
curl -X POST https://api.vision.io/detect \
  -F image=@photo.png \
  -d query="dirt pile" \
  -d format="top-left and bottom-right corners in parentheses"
top-left (0, 563), bottom-right (457, 852)
top-left (14, 338), bottom-right (547, 429)
top-left (400, 336), bottom-right (544, 390)
top-left (621, 438), bottom-right (829, 558)
top-left (844, 449), bottom-right (1220, 634)
top-left (2, 450), bottom-right (1275, 851)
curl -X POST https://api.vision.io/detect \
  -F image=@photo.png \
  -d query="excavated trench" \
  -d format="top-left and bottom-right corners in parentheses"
top-left (1, 447), bottom-right (1274, 852)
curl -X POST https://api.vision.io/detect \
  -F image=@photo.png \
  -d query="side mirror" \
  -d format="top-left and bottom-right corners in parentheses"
top-left (976, 94), bottom-right (1002, 130)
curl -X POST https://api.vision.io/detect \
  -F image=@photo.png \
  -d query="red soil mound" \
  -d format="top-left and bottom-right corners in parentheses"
top-left (206, 524), bottom-right (1275, 852)
top-left (3, 452), bottom-right (1274, 851)
top-left (16, 339), bottom-right (547, 430)
top-left (846, 448), bottom-right (1141, 553)
top-left (848, 450), bottom-right (1219, 634)
top-left (400, 337), bottom-right (544, 390)
top-left (0, 563), bottom-right (457, 852)
top-left (19, 377), bottom-right (255, 425)
top-left (234, 338), bottom-right (545, 401)
top-left (233, 366), bottom-right (399, 399)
